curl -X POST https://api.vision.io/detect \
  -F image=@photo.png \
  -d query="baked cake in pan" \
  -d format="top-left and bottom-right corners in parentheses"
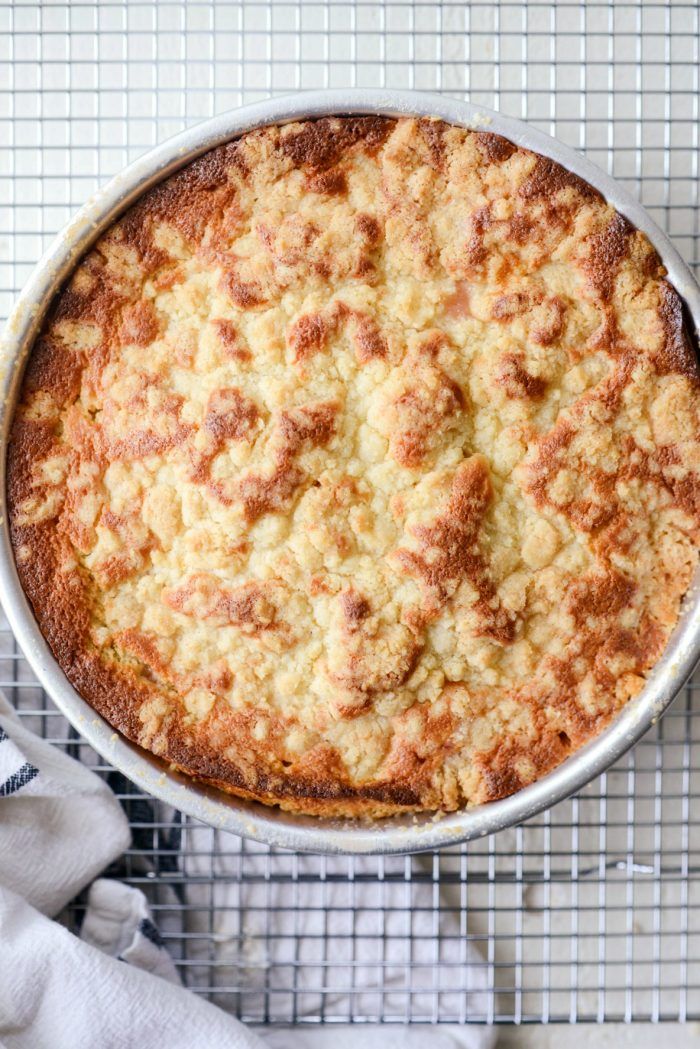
top-left (8, 116), bottom-right (700, 816)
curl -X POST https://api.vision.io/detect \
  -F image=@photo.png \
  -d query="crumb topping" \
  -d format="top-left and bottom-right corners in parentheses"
top-left (8, 117), bottom-right (700, 816)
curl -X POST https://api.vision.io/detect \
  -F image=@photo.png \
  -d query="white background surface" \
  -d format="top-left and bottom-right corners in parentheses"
top-left (499, 1023), bottom-right (700, 1046)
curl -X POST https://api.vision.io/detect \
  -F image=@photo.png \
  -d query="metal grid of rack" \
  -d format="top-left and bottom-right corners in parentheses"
top-left (2, 0), bottom-right (700, 1026)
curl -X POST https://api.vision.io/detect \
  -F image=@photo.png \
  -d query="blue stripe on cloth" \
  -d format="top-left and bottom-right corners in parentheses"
top-left (0, 726), bottom-right (7, 743)
top-left (138, 917), bottom-right (165, 948)
top-left (0, 761), bottom-right (39, 796)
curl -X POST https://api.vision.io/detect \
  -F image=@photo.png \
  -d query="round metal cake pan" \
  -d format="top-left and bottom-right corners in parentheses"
top-left (1, 89), bottom-right (700, 854)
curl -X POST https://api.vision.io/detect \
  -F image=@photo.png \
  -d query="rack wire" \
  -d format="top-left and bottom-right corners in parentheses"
top-left (2, 0), bottom-right (700, 1027)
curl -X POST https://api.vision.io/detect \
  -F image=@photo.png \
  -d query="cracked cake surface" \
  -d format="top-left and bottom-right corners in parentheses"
top-left (8, 115), bottom-right (700, 816)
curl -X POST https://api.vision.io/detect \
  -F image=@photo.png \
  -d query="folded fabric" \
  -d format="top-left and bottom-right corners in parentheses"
top-left (181, 823), bottom-right (498, 1048)
top-left (0, 884), bottom-right (266, 1049)
top-left (78, 876), bottom-right (496, 1049)
top-left (0, 691), bottom-right (496, 1049)
top-left (81, 878), bottom-right (182, 985)
top-left (0, 694), bottom-right (263, 1048)
top-left (0, 692), bottom-right (130, 916)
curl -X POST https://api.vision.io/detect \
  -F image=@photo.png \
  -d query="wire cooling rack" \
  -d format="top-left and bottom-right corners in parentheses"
top-left (2, 0), bottom-right (700, 1027)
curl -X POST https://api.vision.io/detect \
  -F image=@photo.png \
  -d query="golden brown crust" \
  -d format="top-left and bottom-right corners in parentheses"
top-left (8, 116), bottom-right (700, 817)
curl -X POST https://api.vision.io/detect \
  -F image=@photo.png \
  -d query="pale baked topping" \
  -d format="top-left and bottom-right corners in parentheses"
top-left (9, 117), bottom-right (700, 815)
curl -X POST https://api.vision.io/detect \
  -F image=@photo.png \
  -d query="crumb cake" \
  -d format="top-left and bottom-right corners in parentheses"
top-left (8, 116), bottom-right (700, 817)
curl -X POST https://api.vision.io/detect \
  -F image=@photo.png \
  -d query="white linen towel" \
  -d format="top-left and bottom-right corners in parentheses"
top-left (0, 693), bottom-right (264, 1049)
top-left (0, 692), bottom-right (130, 915)
top-left (182, 822), bottom-right (497, 1048)
top-left (81, 878), bottom-right (182, 985)
top-left (0, 691), bottom-right (496, 1049)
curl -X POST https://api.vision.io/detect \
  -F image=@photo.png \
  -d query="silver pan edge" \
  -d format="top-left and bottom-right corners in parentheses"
top-left (1, 89), bottom-right (699, 854)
